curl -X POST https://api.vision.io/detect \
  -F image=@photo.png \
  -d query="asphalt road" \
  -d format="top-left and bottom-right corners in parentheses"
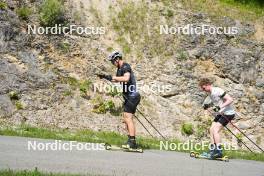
top-left (0, 136), bottom-right (263, 176)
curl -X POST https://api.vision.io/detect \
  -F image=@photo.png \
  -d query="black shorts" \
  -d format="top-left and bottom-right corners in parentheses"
top-left (214, 114), bottom-right (235, 126)
top-left (123, 93), bottom-right (141, 114)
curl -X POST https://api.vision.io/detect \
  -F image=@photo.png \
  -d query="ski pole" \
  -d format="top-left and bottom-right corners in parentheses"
top-left (107, 87), bottom-right (155, 138)
top-left (134, 114), bottom-right (155, 138)
top-left (207, 110), bottom-right (253, 152)
top-left (219, 112), bottom-right (264, 153)
top-left (234, 113), bottom-right (264, 152)
top-left (120, 93), bottom-right (167, 140)
top-left (132, 102), bottom-right (167, 140)
top-left (209, 111), bottom-right (264, 152)
top-left (101, 78), bottom-right (167, 140)
top-left (113, 92), bottom-right (155, 138)
top-left (114, 84), bottom-right (167, 140)
top-left (224, 125), bottom-right (253, 152)
top-left (92, 66), bottom-right (167, 140)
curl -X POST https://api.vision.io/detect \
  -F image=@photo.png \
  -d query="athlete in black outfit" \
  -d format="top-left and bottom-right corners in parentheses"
top-left (98, 51), bottom-right (141, 149)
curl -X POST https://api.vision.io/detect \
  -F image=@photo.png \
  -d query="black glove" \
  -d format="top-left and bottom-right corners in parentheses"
top-left (97, 74), bottom-right (112, 81)
top-left (213, 106), bottom-right (221, 112)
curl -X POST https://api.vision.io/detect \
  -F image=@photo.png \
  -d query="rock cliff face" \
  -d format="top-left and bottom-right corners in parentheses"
top-left (0, 0), bottom-right (263, 151)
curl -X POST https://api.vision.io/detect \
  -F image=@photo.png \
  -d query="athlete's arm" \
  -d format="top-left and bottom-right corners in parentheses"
top-left (112, 72), bottom-right (130, 83)
top-left (220, 94), bottom-right (233, 109)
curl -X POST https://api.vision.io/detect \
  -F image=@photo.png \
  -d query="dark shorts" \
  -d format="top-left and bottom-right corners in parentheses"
top-left (214, 114), bottom-right (235, 126)
top-left (123, 93), bottom-right (141, 114)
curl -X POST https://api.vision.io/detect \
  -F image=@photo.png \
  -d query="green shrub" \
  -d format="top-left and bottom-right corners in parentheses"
top-left (63, 90), bottom-right (72, 96)
top-left (92, 98), bottom-right (116, 114)
top-left (39, 0), bottom-right (65, 27)
top-left (92, 96), bottom-right (120, 115)
top-left (181, 122), bottom-right (194, 136)
top-left (8, 91), bottom-right (19, 100)
top-left (104, 100), bottom-right (115, 111)
top-left (161, 8), bottom-right (174, 18)
top-left (58, 42), bottom-right (70, 52)
top-left (107, 86), bottom-right (120, 97)
top-left (79, 80), bottom-right (92, 94)
top-left (166, 9), bottom-right (174, 17)
top-left (15, 101), bottom-right (23, 110)
top-left (17, 7), bottom-right (32, 20)
top-left (63, 77), bottom-right (79, 88)
top-left (178, 50), bottom-right (188, 60)
top-left (0, 2), bottom-right (7, 10)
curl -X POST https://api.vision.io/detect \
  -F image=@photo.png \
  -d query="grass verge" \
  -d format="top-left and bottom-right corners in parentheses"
top-left (0, 125), bottom-right (263, 162)
top-left (0, 168), bottom-right (99, 176)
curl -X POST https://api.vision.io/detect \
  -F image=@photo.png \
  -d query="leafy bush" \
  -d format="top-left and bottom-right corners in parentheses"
top-left (58, 42), bottom-right (70, 52)
top-left (62, 77), bottom-right (92, 97)
top-left (63, 77), bottom-right (79, 88)
top-left (0, 2), bottom-right (7, 10)
top-left (181, 122), bottom-right (194, 136)
top-left (15, 101), bottom-right (23, 110)
top-left (79, 80), bottom-right (92, 94)
top-left (177, 50), bottom-right (188, 60)
top-left (39, 0), bottom-right (65, 27)
top-left (93, 100), bottom-right (116, 114)
top-left (161, 8), bottom-right (174, 18)
top-left (8, 91), bottom-right (19, 100)
top-left (17, 7), bottom-right (32, 20)
top-left (107, 86), bottom-right (120, 97)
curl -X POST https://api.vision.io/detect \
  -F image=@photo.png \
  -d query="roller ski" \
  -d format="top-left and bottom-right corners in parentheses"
top-left (190, 151), bottom-right (229, 162)
top-left (104, 143), bottom-right (143, 153)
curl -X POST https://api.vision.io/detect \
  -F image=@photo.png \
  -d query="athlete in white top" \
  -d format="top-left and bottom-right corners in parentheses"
top-left (209, 87), bottom-right (236, 115)
top-left (199, 78), bottom-right (236, 159)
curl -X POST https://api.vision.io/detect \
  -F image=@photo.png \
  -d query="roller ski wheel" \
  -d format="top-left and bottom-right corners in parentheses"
top-left (190, 151), bottom-right (200, 158)
top-left (104, 143), bottom-right (112, 150)
top-left (190, 151), bottom-right (198, 158)
top-left (190, 151), bottom-right (229, 162)
top-left (104, 143), bottom-right (143, 153)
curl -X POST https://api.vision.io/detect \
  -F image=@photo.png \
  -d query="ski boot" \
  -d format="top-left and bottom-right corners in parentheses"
top-left (208, 143), bottom-right (216, 158)
top-left (199, 152), bottom-right (209, 158)
top-left (210, 144), bottom-right (223, 159)
top-left (122, 136), bottom-right (138, 149)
